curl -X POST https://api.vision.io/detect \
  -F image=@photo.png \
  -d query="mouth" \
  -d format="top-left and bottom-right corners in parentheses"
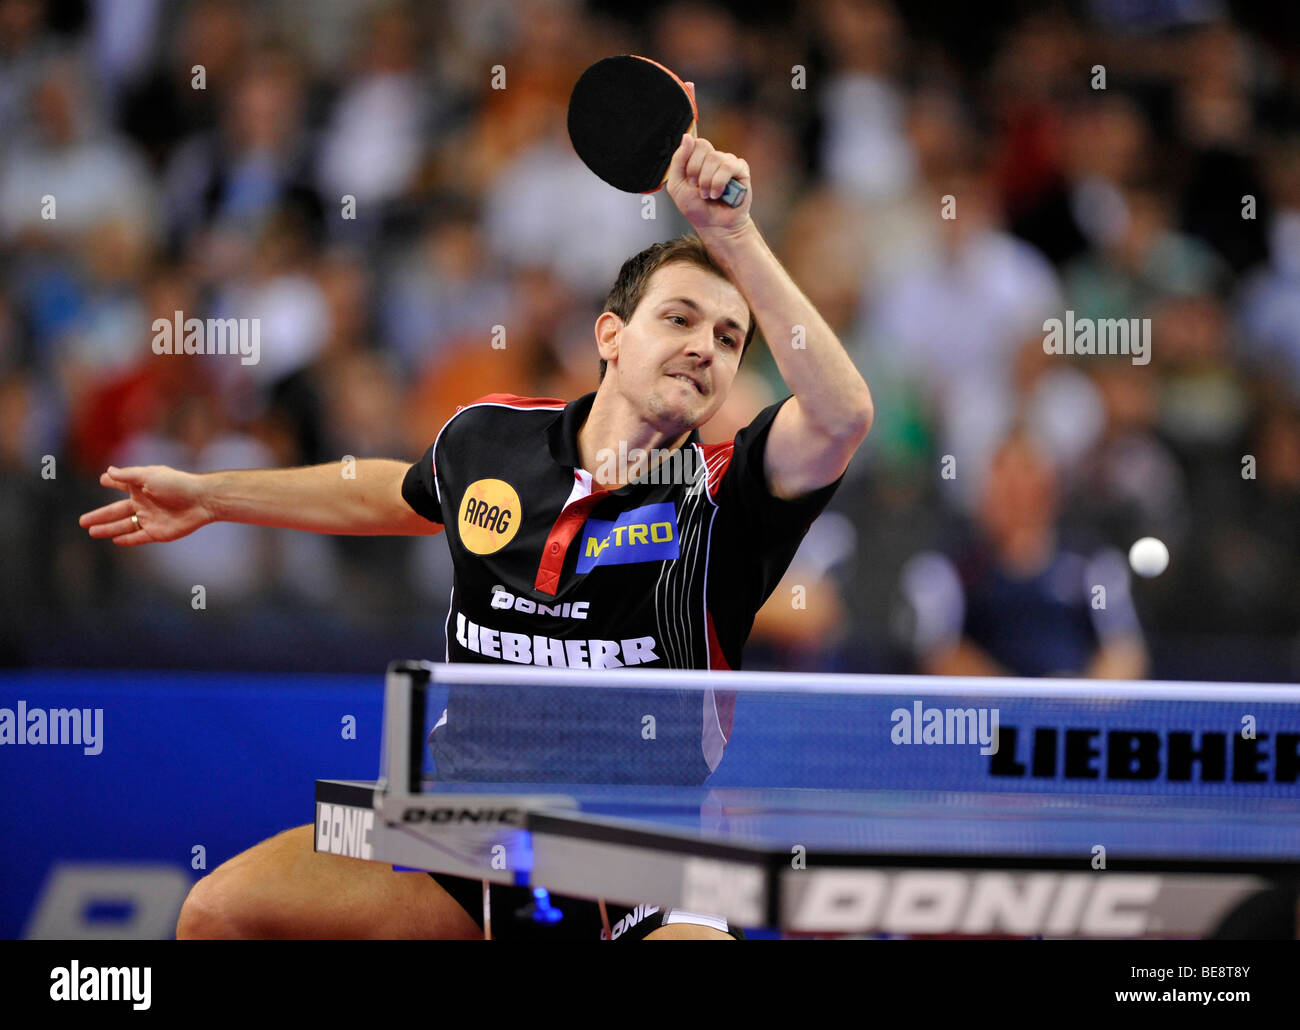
top-left (666, 372), bottom-right (705, 395)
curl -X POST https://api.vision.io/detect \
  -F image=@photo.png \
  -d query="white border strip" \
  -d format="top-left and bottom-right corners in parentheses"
top-left (415, 661), bottom-right (1300, 702)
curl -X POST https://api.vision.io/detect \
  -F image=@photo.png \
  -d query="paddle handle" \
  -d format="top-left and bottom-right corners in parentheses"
top-left (720, 178), bottom-right (747, 209)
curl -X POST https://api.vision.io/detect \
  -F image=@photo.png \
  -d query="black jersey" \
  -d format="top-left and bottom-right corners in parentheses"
top-left (402, 391), bottom-right (840, 782)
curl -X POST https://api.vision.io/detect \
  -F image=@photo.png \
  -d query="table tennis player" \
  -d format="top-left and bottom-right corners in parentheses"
top-left (80, 130), bottom-right (874, 939)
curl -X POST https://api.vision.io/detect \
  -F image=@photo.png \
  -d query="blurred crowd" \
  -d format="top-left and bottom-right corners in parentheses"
top-left (2, 0), bottom-right (1299, 680)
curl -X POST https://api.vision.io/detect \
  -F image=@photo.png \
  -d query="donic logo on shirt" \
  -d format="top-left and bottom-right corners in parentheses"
top-left (577, 502), bottom-right (679, 573)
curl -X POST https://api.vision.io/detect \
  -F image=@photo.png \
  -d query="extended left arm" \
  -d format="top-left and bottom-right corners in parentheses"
top-left (670, 133), bottom-right (873, 499)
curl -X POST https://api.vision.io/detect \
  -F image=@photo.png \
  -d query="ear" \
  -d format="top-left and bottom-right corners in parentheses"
top-left (595, 311), bottom-right (623, 367)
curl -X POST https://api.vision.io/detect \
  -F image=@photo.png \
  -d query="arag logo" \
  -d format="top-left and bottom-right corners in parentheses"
top-left (458, 479), bottom-right (522, 555)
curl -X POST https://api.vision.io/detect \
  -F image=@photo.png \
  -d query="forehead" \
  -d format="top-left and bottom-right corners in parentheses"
top-left (993, 442), bottom-right (1053, 479)
top-left (642, 262), bottom-right (748, 328)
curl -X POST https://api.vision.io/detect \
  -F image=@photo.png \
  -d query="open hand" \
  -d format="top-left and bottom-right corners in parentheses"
top-left (79, 465), bottom-right (214, 546)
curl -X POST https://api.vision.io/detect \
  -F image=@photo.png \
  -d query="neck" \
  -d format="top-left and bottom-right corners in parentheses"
top-left (996, 525), bottom-right (1055, 577)
top-left (577, 385), bottom-right (693, 489)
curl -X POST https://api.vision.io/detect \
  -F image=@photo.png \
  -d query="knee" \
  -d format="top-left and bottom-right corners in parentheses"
top-left (176, 873), bottom-right (245, 940)
top-left (643, 922), bottom-right (737, 940)
top-left (176, 825), bottom-right (313, 939)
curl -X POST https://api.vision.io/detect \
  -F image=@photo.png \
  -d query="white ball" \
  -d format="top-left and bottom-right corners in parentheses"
top-left (1128, 536), bottom-right (1169, 578)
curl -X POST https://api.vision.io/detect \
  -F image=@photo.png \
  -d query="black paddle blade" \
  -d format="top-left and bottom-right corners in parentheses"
top-left (567, 55), bottom-right (696, 194)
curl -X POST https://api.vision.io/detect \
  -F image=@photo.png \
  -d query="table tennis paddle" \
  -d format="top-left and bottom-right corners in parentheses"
top-left (567, 55), bottom-right (747, 208)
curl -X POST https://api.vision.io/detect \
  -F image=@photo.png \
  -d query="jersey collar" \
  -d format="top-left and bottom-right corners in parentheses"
top-left (547, 391), bottom-right (703, 482)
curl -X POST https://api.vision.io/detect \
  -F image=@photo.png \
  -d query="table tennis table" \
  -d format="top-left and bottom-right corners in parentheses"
top-left (315, 661), bottom-right (1300, 937)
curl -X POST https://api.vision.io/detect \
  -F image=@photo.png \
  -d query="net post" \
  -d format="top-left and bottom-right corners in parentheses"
top-left (376, 659), bottom-right (432, 819)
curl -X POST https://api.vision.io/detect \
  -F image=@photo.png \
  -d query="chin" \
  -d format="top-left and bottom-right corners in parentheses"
top-left (647, 390), bottom-right (703, 432)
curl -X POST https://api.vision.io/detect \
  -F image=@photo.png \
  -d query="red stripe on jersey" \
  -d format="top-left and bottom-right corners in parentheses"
top-left (460, 393), bottom-right (567, 412)
top-left (534, 490), bottom-right (610, 596)
top-left (699, 440), bottom-right (735, 499)
top-left (706, 610), bottom-right (737, 737)
top-left (706, 608), bottom-right (730, 670)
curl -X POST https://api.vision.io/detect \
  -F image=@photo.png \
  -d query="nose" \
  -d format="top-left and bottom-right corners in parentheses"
top-left (684, 328), bottom-right (715, 364)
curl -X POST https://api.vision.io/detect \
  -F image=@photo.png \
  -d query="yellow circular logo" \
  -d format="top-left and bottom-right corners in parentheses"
top-left (457, 479), bottom-right (522, 555)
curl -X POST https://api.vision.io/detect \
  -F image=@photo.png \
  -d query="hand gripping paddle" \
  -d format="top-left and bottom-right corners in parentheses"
top-left (567, 55), bottom-right (747, 208)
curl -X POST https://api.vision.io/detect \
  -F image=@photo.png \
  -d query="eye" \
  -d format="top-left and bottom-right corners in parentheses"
top-left (668, 315), bottom-right (688, 327)
top-left (717, 334), bottom-right (735, 348)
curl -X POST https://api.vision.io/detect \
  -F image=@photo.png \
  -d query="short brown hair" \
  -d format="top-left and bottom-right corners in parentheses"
top-left (599, 235), bottom-right (756, 381)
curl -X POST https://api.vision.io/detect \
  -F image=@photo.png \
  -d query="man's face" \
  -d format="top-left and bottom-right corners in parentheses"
top-left (979, 440), bottom-right (1058, 541)
top-left (600, 262), bottom-right (749, 433)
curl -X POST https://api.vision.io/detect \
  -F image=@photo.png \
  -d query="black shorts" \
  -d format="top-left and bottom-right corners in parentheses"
top-left (429, 872), bottom-right (745, 940)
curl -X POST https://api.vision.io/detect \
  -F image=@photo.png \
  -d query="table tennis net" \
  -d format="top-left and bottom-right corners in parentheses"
top-left (385, 663), bottom-right (1300, 799)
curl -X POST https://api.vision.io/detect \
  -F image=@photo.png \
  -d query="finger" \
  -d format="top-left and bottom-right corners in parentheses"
top-left (112, 528), bottom-right (154, 547)
top-left (684, 137), bottom-right (713, 184)
top-left (696, 154), bottom-right (725, 198)
top-left (708, 159), bottom-right (739, 200)
top-left (89, 515), bottom-right (145, 539)
top-left (685, 141), bottom-right (711, 184)
top-left (669, 133), bottom-right (694, 183)
top-left (99, 471), bottom-right (132, 492)
top-left (80, 498), bottom-right (136, 527)
top-left (105, 465), bottom-right (147, 485)
top-left (714, 157), bottom-right (751, 201)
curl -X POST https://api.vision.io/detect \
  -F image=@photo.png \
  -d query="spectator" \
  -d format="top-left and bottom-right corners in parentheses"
top-left (866, 164), bottom-right (1063, 509)
top-left (899, 433), bottom-right (1148, 678)
top-left (0, 55), bottom-right (156, 242)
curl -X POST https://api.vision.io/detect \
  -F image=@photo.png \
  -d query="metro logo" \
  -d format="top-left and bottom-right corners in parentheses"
top-left (576, 502), bottom-right (679, 572)
top-left (585, 523), bottom-right (674, 554)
